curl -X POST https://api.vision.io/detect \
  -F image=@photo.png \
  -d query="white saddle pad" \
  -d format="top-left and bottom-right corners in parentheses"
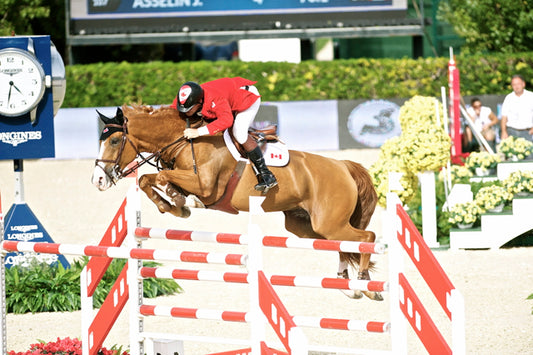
top-left (223, 130), bottom-right (289, 167)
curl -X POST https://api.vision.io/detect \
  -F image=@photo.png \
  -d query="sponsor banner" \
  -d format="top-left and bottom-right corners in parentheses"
top-left (82, 0), bottom-right (398, 17)
top-left (3, 203), bottom-right (70, 269)
top-left (338, 98), bottom-right (406, 149)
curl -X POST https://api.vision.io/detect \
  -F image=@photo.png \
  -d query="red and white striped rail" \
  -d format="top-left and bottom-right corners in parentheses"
top-left (140, 266), bottom-right (388, 292)
top-left (0, 241), bottom-right (246, 265)
top-left (135, 227), bottom-right (386, 254)
top-left (139, 305), bottom-right (390, 333)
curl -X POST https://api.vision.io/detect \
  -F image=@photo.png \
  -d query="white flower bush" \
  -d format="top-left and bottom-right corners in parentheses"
top-left (464, 151), bottom-right (501, 171)
top-left (370, 96), bottom-right (450, 207)
top-left (502, 170), bottom-right (533, 195)
top-left (474, 185), bottom-right (512, 211)
top-left (497, 136), bottom-right (533, 160)
top-left (448, 201), bottom-right (483, 226)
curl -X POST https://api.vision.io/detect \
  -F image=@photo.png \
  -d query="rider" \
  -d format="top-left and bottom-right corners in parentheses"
top-left (170, 77), bottom-right (278, 193)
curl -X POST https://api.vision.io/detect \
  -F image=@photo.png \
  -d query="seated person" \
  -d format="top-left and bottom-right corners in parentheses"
top-left (463, 98), bottom-right (499, 152)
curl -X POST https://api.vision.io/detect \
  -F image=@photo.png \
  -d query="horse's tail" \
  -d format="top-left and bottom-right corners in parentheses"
top-left (340, 160), bottom-right (378, 269)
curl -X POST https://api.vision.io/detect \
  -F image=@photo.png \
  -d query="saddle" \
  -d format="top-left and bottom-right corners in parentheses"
top-left (230, 124), bottom-right (284, 158)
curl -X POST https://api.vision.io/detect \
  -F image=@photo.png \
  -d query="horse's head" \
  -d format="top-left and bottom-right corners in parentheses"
top-left (91, 107), bottom-right (139, 191)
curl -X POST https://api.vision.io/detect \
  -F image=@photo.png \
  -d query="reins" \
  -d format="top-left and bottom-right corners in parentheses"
top-left (95, 116), bottom-right (198, 184)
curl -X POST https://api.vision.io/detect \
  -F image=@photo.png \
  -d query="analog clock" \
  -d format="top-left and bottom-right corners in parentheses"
top-left (0, 47), bottom-right (46, 117)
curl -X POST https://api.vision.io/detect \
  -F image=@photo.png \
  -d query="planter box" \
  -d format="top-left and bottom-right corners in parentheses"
top-left (450, 196), bottom-right (533, 250)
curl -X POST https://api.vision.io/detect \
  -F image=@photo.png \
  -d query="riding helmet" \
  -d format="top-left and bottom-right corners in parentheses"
top-left (177, 81), bottom-right (204, 113)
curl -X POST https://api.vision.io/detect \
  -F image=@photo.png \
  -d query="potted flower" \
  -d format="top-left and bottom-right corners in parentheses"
top-left (439, 164), bottom-right (473, 184)
top-left (497, 136), bottom-right (533, 161)
top-left (474, 185), bottom-right (513, 212)
top-left (464, 151), bottom-right (501, 176)
top-left (448, 201), bottom-right (484, 229)
top-left (502, 170), bottom-right (533, 196)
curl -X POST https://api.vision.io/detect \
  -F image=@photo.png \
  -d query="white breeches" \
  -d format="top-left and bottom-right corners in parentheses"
top-left (233, 85), bottom-right (261, 144)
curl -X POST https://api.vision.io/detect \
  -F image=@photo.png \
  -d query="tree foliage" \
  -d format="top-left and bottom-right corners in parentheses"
top-left (438, 0), bottom-right (533, 54)
top-left (0, 0), bottom-right (49, 36)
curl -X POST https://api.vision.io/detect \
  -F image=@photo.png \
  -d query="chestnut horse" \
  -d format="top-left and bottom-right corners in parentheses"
top-left (91, 105), bottom-right (381, 300)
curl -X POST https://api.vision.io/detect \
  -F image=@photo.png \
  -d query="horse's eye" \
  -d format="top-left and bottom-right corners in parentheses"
top-left (110, 137), bottom-right (121, 146)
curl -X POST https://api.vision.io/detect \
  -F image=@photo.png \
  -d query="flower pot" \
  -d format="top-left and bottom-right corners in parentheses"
top-left (475, 167), bottom-right (490, 176)
top-left (487, 204), bottom-right (504, 213)
top-left (457, 223), bottom-right (473, 229)
top-left (516, 191), bottom-right (531, 197)
top-left (509, 155), bottom-right (519, 162)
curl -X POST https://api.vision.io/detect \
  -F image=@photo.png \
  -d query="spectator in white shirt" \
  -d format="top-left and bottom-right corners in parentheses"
top-left (501, 74), bottom-right (533, 142)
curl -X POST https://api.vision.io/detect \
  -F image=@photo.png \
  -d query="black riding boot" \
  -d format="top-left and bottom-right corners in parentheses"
top-left (247, 146), bottom-right (278, 192)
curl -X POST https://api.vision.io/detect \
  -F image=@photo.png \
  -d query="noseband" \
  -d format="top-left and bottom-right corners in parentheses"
top-left (94, 116), bottom-right (188, 184)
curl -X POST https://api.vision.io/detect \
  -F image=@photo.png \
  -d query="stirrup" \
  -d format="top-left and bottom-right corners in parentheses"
top-left (254, 174), bottom-right (278, 193)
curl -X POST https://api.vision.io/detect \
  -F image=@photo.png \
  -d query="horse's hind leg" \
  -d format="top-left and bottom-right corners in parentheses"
top-left (283, 210), bottom-right (364, 299)
top-left (307, 206), bottom-right (383, 301)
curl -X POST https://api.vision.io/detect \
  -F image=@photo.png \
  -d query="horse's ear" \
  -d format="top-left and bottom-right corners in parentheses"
top-left (116, 107), bottom-right (124, 124)
top-left (97, 110), bottom-right (112, 125)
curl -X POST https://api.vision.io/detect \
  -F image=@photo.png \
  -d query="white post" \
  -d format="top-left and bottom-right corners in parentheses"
top-left (248, 196), bottom-right (266, 355)
top-left (386, 192), bottom-right (407, 355)
top-left (450, 289), bottom-right (466, 355)
top-left (126, 184), bottom-right (143, 355)
top-left (418, 171), bottom-right (440, 248)
top-left (80, 269), bottom-right (92, 355)
top-left (0, 190), bottom-right (6, 355)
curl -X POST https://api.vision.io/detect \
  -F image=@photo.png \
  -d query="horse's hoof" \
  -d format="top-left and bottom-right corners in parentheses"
top-left (181, 206), bottom-right (191, 218)
top-left (363, 291), bottom-right (384, 301)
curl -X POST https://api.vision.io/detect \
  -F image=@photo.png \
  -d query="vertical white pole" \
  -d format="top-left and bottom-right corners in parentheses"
top-left (126, 184), bottom-right (143, 355)
top-left (80, 269), bottom-right (92, 355)
top-left (248, 196), bottom-right (266, 355)
top-left (419, 171), bottom-right (440, 248)
top-left (14, 160), bottom-right (25, 204)
top-left (450, 289), bottom-right (466, 355)
top-left (0, 190), bottom-right (7, 355)
top-left (387, 192), bottom-right (407, 355)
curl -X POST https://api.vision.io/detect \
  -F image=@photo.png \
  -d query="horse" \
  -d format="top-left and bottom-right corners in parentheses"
top-left (91, 105), bottom-right (382, 301)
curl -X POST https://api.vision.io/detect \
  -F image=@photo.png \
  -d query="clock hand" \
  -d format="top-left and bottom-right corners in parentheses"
top-left (12, 82), bottom-right (23, 95)
top-left (7, 82), bottom-right (13, 104)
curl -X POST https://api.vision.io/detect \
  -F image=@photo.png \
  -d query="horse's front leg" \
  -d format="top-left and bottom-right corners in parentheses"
top-left (138, 174), bottom-right (190, 218)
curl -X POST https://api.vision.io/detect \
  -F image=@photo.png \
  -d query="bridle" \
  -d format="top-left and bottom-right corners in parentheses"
top-left (94, 116), bottom-right (191, 185)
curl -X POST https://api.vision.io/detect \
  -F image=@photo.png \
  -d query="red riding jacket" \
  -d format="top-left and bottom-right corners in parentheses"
top-left (170, 77), bottom-right (261, 135)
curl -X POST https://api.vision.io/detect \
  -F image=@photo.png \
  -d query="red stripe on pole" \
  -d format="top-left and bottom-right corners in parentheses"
top-left (367, 281), bottom-right (386, 292)
top-left (262, 236), bottom-right (289, 247)
top-left (358, 242), bottom-right (378, 253)
top-left (319, 318), bottom-right (350, 330)
top-left (1, 241), bottom-right (17, 251)
top-left (179, 251), bottom-right (208, 263)
top-left (171, 269), bottom-right (200, 280)
top-left (216, 233), bottom-right (241, 244)
top-left (84, 245), bottom-right (111, 257)
top-left (312, 239), bottom-right (342, 251)
top-left (320, 278), bottom-right (350, 289)
top-left (269, 275), bottom-right (296, 287)
top-left (165, 229), bottom-right (193, 241)
top-left (139, 305), bottom-right (156, 316)
top-left (139, 267), bottom-right (157, 278)
top-left (33, 243), bottom-right (61, 254)
top-left (221, 311), bottom-right (247, 322)
top-left (366, 321), bottom-right (387, 333)
top-left (130, 248), bottom-right (155, 260)
top-left (223, 272), bottom-right (248, 283)
top-left (134, 227), bottom-right (150, 237)
top-left (224, 254), bottom-right (245, 265)
top-left (170, 307), bottom-right (198, 319)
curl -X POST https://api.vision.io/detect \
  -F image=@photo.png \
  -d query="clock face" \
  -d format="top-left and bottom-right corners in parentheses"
top-left (0, 48), bottom-right (46, 117)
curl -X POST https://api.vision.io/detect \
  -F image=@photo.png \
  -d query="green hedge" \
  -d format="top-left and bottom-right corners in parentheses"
top-left (63, 52), bottom-right (533, 108)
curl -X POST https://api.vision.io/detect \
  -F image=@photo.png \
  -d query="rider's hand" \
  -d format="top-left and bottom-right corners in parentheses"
top-left (184, 128), bottom-right (200, 139)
